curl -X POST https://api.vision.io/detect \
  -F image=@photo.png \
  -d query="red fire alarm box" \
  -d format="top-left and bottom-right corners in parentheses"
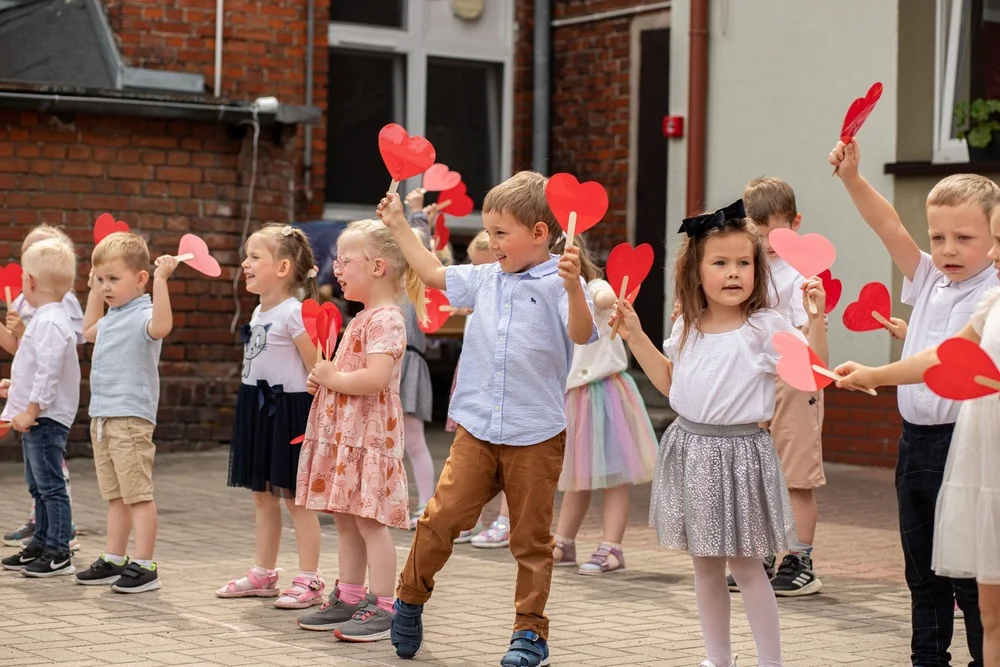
top-left (663, 115), bottom-right (684, 138)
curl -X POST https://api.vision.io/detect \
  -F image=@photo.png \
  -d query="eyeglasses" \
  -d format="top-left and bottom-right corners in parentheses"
top-left (332, 254), bottom-right (372, 272)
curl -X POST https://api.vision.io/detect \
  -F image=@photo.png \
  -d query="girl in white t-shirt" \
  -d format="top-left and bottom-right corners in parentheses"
top-left (612, 201), bottom-right (828, 667)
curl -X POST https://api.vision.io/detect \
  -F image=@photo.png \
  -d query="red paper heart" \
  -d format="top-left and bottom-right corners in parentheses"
top-left (434, 215), bottom-right (450, 251)
top-left (438, 182), bottom-right (474, 217)
top-left (325, 302), bottom-right (343, 343)
top-left (773, 331), bottom-right (834, 392)
top-left (818, 270), bottom-right (842, 314)
top-left (290, 434), bottom-right (304, 445)
top-left (842, 282), bottom-right (891, 332)
top-left (422, 164), bottom-right (462, 192)
top-left (545, 173), bottom-right (609, 236)
top-left (0, 422), bottom-right (10, 438)
top-left (924, 337), bottom-right (1000, 400)
top-left (768, 228), bottom-right (836, 278)
top-left (420, 288), bottom-right (451, 334)
top-left (301, 299), bottom-right (322, 347)
top-left (93, 212), bottom-right (130, 244)
top-left (841, 82), bottom-right (883, 143)
top-left (605, 243), bottom-right (654, 298)
top-left (378, 123), bottom-right (436, 182)
top-left (177, 233), bottom-right (221, 277)
top-left (626, 284), bottom-right (641, 305)
top-left (0, 264), bottom-right (23, 303)
top-left (316, 310), bottom-right (330, 352)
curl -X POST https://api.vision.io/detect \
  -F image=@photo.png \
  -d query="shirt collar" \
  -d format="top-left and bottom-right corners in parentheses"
top-left (110, 293), bottom-right (151, 313)
top-left (33, 302), bottom-right (62, 315)
top-left (491, 254), bottom-right (561, 280)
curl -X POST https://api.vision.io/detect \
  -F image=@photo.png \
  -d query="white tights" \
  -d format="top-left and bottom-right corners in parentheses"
top-left (692, 556), bottom-right (782, 667)
top-left (403, 415), bottom-right (435, 507)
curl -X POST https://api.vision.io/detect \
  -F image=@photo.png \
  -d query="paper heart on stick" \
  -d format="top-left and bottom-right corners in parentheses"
top-left (841, 82), bottom-right (883, 143)
top-left (0, 264), bottom-right (22, 304)
top-left (94, 213), bottom-right (130, 244)
top-left (545, 173), bottom-right (609, 243)
top-left (301, 299), bottom-right (322, 347)
top-left (422, 164), bottom-right (462, 192)
top-left (302, 299), bottom-right (342, 354)
top-left (818, 270), bottom-right (842, 314)
top-left (0, 422), bottom-right (10, 438)
top-left (438, 182), bottom-right (474, 218)
top-left (773, 332), bottom-right (835, 393)
top-left (924, 337), bottom-right (1000, 400)
top-left (842, 282), bottom-right (891, 332)
top-left (768, 228), bottom-right (836, 279)
top-left (378, 123), bottom-right (436, 182)
top-left (606, 243), bottom-right (654, 298)
top-left (433, 214), bottom-right (450, 251)
top-left (420, 288), bottom-right (452, 334)
top-left (176, 234), bottom-right (221, 277)
top-left (290, 434), bottom-right (305, 445)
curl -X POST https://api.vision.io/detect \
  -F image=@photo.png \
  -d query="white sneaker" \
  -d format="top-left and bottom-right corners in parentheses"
top-left (699, 656), bottom-right (737, 667)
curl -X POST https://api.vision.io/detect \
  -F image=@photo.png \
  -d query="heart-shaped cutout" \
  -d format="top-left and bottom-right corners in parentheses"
top-left (422, 164), bottom-right (462, 192)
top-left (818, 269), bottom-right (842, 314)
top-left (434, 214), bottom-right (450, 251)
top-left (768, 228), bottom-right (836, 278)
top-left (94, 212), bottom-right (130, 244)
top-left (841, 82), bottom-right (883, 143)
top-left (324, 302), bottom-right (343, 344)
top-left (773, 331), bottom-right (833, 393)
top-left (924, 337), bottom-right (1000, 400)
top-left (626, 284), bottom-right (641, 305)
top-left (545, 173), bottom-right (609, 236)
top-left (290, 434), bottom-right (305, 445)
top-left (301, 299), bottom-right (322, 347)
top-left (842, 282), bottom-right (891, 332)
top-left (0, 264), bottom-right (23, 304)
top-left (0, 422), bottom-right (11, 438)
top-left (606, 243), bottom-right (654, 298)
top-left (177, 234), bottom-right (221, 277)
top-left (420, 288), bottom-right (451, 334)
top-left (438, 181), bottom-right (474, 218)
top-left (378, 123), bottom-right (436, 182)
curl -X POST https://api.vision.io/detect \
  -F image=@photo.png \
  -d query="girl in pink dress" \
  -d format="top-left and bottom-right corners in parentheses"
top-left (295, 219), bottom-right (425, 643)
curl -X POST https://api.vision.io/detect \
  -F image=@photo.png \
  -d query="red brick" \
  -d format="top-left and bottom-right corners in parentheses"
top-left (156, 166), bottom-right (202, 183)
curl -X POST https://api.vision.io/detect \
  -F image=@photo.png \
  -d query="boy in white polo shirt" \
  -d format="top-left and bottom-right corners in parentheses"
top-left (831, 138), bottom-right (996, 666)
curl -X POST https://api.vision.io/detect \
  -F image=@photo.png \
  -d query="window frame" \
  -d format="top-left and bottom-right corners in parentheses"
top-left (934, 0), bottom-right (972, 163)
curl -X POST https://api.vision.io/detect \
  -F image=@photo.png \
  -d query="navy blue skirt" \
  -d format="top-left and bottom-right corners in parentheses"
top-left (228, 380), bottom-right (313, 498)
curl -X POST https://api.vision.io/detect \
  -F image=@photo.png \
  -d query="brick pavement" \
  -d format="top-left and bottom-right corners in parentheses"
top-left (0, 426), bottom-right (975, 666)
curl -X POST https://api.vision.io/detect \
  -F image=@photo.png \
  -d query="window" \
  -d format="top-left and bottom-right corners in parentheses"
top-left (330, 1), bottom-right (405, 29)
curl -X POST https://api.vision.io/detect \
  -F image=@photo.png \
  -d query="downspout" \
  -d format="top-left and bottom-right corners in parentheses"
top-left (214, 0), bottom-right (224, 97)
top-left (686, 0), bottom-right (708, 216)
top-left (304, 0), bottom-right (315, 203)
top-left (532, 0), bottom-right (551, 171)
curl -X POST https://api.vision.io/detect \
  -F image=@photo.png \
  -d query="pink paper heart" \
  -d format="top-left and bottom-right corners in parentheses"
top-left (772, 331), bottom-right (834, 393)
top-left (177, 234), bottom-right (221, 277)
top-left (768, 228), bottom-right (836, 278)
top-left (422, 164), bottom-right (462, 192)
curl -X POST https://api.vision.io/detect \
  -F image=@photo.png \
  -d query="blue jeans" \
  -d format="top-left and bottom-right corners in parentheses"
top-left (23, 418), bottom-right (72, 552)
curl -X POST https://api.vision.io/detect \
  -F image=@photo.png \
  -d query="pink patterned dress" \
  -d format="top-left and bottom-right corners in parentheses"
top-left (295, 305), bottom-right (410, 529)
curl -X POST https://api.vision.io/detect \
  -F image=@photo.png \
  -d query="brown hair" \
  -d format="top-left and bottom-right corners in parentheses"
top-left (92, 232), bottom-right (150, 273)
top-left (926, 174), bottom-right (1000, 219)
top-left (743, 176), bottom-right (797, 225)
top-left (23, 238), bottom-right (76, 295)
top-left (482, 171), bottom-right (561, 247)
top-left (247, 224), bottom-right (319, 301)
top-left (339, 220), bottom-right (427, 322)
top-left (673, 218), bottom-right (771, 352)
top-left (551, 233), bottom-right (603, 283)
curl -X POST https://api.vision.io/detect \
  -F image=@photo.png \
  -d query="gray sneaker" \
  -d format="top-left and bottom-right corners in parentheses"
top-left (297, 583), bottom-right (363, 631)
top-left (333, 594), bottom-right (393, 642)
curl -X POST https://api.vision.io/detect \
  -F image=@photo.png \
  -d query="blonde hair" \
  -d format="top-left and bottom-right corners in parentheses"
top-left (92, 232), bottom-right (149, 273)
top-left (247, 224), bottom-right (319, 301)
top-left (436, 243), bottom-right (454, 266)
top-left (23, 223), bottom-right (74, 254)
top-left (743, 176), bottom-right (797, 225)
top-left (468, 230), bottom-right (491, 254)
top-left (339, 219), bottom-right (427, 322)
top-left (483, 171), bottom-right (561, 247)
top-left (926, 174), bottom-right (1000, 219)
top-left (551, 233), bottom-right (603, 283)
top-left (23, 238), bottom-right (76, 295)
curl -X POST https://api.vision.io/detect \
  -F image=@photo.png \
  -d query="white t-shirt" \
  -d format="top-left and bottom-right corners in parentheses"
top-left (768, 259), bottom-right (808, 329)
top-left (241, 297), bottom-right (309, 393)
top-left (13, 292), bottom-right (85, 345)
top-left (663, 309), bottom-right (807, 425)
top-left (566, 279), bottom-right (628, 390)
top-left (899, 252), bottom-right (998, 425)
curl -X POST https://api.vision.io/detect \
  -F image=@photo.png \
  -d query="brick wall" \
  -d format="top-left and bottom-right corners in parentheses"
top-left (822, 387), bottom-right (901, 468)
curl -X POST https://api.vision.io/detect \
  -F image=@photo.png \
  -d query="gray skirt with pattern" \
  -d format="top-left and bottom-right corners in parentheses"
top-left (649, 417), bottom-right (796, 559)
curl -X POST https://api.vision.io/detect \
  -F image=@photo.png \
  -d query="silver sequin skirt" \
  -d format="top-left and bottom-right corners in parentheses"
top-left (649, 417), bottom-right (796, 559)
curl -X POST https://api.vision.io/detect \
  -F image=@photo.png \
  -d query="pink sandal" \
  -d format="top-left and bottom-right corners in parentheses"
top-left (274, 574), bottom-right (325, 609)
top-left (216, 568), bottom-right (279, 598)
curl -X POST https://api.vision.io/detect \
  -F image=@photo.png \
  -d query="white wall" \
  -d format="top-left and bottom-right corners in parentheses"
top-left (668, 0), bottom-right (899, 366)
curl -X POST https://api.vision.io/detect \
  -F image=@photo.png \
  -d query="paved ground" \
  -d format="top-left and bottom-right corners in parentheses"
top-left (0, 426), bottom-right (975, 666)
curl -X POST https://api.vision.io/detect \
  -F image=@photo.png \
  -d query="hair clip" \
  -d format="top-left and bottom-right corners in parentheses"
top-left (281, 225), bottom-right (294, 237)
top-left (307, 265), bottom-right (318, 279)
top-left (678, 199), bottom-right (746, 238)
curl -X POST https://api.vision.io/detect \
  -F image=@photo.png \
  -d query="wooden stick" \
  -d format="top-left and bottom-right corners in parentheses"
top-left (439, 305), bottom-right (455, 313)
top-left (610, 275), bottom-right (629, 340)
top-left (811, 364), bottom-right (878, 396)
top-left (316, 339), bottom-right (323, 364)
top-left (437, 199), bottom-right (451, 210)
top-left (871, 311), bottom-right (891, 328)
top-left (565, 211), bottom-right (578, 248)
top-left (3, 286), bottom-right (10, 306)
top-left (807, 295), bottom-right (818, 315)
top-left (174, 253), bottom-right (195, 262)
top-left (974, 375), bottom-right (1000, 392)
top-left (387, 180), bottom-right (399, 195)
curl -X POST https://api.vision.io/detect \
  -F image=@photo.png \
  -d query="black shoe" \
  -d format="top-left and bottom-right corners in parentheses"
top-left (22, 549), bottom-right (75, 578)
top-left (771, 553), bottom-right (823, 596)
top-left (1, 543), bottom-right (44, 570)
top-left (727, 553), bottom-right (776, 592)
top-left (111, 562), bottom-right (162, 594)
top-left (76, 556), bottom-right (128, 586)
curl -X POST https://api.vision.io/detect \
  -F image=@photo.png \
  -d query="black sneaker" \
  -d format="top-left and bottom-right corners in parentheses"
top-left (76, 556), bottom-right (128, 586)
top-left (111, 561), bottom-right (162, 594)
top-left (1, 543), bottom-right (44, 570)
top-left (3, 521), bottom-right (35, 547)
top-left (770, 553), bottom-right (823, 596)
top-left (727, 553), bottom-right (776, 592)
top-left (22, 549), bottom-right (75, 578)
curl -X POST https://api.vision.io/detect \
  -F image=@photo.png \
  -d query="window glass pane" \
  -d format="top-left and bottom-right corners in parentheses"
top-left (327, 50), bottom-right (406, 205)
top-left (425, 58), bottom-right (503, 210)
top-left (330, 0), bottom-right (405, 29)
top-left (979, 0), bottom-right (1000, 98)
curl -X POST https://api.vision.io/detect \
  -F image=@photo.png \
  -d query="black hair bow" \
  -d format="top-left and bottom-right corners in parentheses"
top-left (677, 199), bottom-right (746, 238)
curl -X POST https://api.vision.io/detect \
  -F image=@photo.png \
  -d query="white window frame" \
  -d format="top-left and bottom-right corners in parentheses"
top-left (934, 0), bottom-right (971, 163)
top-left (325, 1), bottom-right (515, 231)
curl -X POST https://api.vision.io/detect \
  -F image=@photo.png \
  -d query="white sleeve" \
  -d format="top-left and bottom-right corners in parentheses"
top-left (748, 310), bottom-right (807, 374)
top-left (901, 252), bottom-right (937, 307)
top-left (970, 287), bottom-right (1000, 336)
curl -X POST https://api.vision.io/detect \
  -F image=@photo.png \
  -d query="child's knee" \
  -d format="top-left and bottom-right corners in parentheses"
top-left (253, 491), bottom-right (280, 510)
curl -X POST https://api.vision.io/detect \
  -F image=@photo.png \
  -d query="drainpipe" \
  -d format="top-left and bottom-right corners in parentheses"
top-left (304, 0), bottom-right (315, 203)
top-left (686, 0), bottom-right (708, 216)
top-left (532, 0), bottom-right (550, 171)
top-left (214, 0), bottom-right (224, 97)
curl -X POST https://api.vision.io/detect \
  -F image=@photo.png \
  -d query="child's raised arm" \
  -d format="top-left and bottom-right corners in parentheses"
top-left (377, 193), bottom-right (447, 290)
top-left (147, 256), bottom-right (177, 340)
top-left (611, 299), bottom-right (672, 396)
top-left (559, 246), bottom-right (596, 345)
top-left (0, 321), bottom-right (17, 355)
top-left (802, 277), bottom-right (829, 365)
top-left (82, 269), bottom-right (103, 343)
top-left (830, 138), bottom-right (922, 281)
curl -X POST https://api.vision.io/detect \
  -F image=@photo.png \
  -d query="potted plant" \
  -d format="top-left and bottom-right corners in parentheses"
top-left (954, 98), bottom-right (1000, 162)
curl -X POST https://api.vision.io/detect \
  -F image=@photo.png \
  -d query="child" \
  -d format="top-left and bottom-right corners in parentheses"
top-left (295, 219), bottom-right (423, 641)
top-left (830, 139), bottom-right (993, 664)
top-left (74, 232), bottom-right (176, 593)
top-left (612, 200), bottom-right (827, 667)
top-left (1, 224), bottom-right (83, 552)
top-left (217, 224), bottom-right (324, 609)
top-left (550, 235), bottom-right (657, 575)
top-left (0, 239), bottom-right (80, 577)
top-left (377, 170), bottom-right (597, 667)
top-left (738, 176), bottom-right (826, 596)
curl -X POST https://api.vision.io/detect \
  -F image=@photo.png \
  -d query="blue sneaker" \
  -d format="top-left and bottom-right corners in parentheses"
top-left (390, 599), bottom-right (423, 659)
top-left (500, 630), bottom-right (550, 666)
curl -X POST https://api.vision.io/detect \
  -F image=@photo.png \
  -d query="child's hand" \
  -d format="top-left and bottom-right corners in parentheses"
top-left (376, 193), bottom-right (408, 229)
top-left (153, 255), bottom-right (179, 280)
top-left (558, 246), bottom-right (582, 293)
top-left (306, 375), bottom-right (319, 395)
top-left (405, 188), bottom-right (424, 212)
top-left (454, 307), bottom-right (473, 317)
top-left (609, 299), bottom-right (643, 342)
top-left (801, 277), bottom-right (826, 318)
top-left (423, 203), bottom-right (440, 226)
top-left (6, 312), bottom-right (24, 339)
top-left (829, 138), bottom-right (860, 180)
top-left (0, 379), bottom-right (10, 399)
top-left (308, 360), bottom-right (338, 391)
top-left (88, 268), bottom-right (96, 289)
top-left (12, 411), bottom-right (35, 433)
top-left (885, 317), bottom-right (908, 340)
top-left (832, 361), bottom-right (880, 392)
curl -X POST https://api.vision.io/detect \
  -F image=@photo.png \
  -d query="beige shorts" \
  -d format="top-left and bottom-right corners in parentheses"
top-left (769, 377), bottom-right (826, 489)
top-left (91, 417), bottom-right (156, 505)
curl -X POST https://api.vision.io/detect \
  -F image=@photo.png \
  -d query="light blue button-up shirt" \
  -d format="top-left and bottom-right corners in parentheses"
top-left (446, 255), bottom-right (598, 445)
